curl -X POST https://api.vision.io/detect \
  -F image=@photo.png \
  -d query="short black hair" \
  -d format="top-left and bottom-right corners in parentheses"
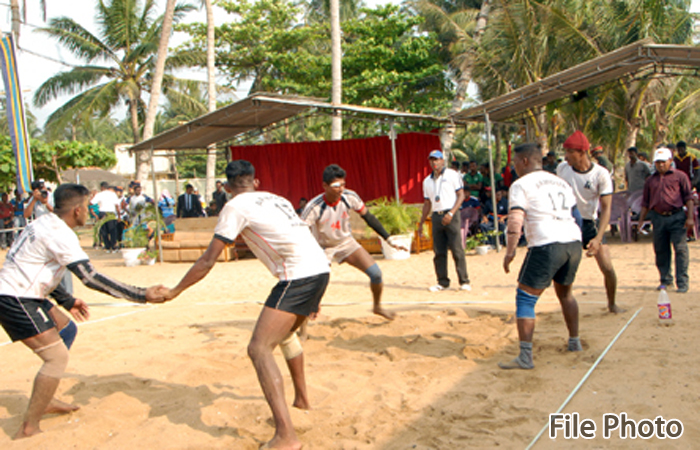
top-left (677, 140), bottom-right (687, 149)
top-left (513, 142), bottom-right (542, 160)
top-left (323, 164), bottom-right (346, 184)
top-left (54, 183), bottom-right (89, 215)
top-left (627, 146), bottom-right (638, 154)
top-left (185, 183), bottom-right (193, 190)
top-left (226, 160), bottom-right (256, 188)
top-left (99, 181), bottom-right (109, 189)
top-left (31, 180), bottom-right (44, 190)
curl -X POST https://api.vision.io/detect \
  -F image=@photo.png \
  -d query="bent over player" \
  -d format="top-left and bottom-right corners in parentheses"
top-left (0, 183), bottom-right (164, 439)
top-left (302, 164), bottom-right (405, 320)
top-left (500, 143), bottom-right (583, 370)
top-left (159, 160), bottom-right (330, 450)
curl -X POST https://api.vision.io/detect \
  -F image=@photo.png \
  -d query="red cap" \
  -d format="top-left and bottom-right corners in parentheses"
top-left (563, 131), bottom-right (590, 151)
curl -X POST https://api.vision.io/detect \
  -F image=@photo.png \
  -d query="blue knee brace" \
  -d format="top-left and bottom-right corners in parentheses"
top-left (59, 321), bottom-right (78, 350)
top-left (515, 288), bottom-right (539, 319)
top-left (365, 263), bottom-right (383, 285)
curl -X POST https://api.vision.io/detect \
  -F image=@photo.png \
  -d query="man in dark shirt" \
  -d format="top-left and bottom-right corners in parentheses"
top-left (638, 148), bottom-right (695, 293)
top-left (177, 184), bottom-right (204, 218)
top-left (672, 140), bottom-right (700, 189)
top-left (212, 180), bottom-right (227, 215)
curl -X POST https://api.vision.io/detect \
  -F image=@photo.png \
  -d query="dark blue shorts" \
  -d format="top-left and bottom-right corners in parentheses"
top-left (518, 242), bottom-right (582, 290)
top-left (0, 295), bottom-right (56, 341)
top-left (265, 273), bottom-right (330, 317)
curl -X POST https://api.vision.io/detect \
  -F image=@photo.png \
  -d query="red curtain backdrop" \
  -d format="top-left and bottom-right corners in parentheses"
top-left (228, 132), bottom-right (440, 206)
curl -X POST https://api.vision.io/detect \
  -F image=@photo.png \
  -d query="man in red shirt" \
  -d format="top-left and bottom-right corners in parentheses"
top-left (638, 148), bottom-right (695, 293)
top-left (0, 192), bottom-right (14, 249)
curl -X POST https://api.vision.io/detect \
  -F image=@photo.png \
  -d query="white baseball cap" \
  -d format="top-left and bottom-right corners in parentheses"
top-left (653, 147), bottom-right (672, 162)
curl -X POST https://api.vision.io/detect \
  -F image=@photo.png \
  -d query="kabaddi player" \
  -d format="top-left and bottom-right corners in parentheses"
top-left (557, 131), bottom-right (623, 313)
top-left (500, 143), bottom-right (583, 370)
top-left (301, 164), bottom-right (406, 321)
top-left (0, 183), bottom-right (164, 439)
top-left (159, 160), bottom-right (330, 450)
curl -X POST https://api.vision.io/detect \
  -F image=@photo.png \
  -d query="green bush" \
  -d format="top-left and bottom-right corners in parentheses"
top-left (366, 198), bottom-right (421, 236)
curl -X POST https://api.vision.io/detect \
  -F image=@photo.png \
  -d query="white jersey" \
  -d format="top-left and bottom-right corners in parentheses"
top-left (301, 190), bottom-right (364, 248)
top-left (422, 168), bottom-right (463, 212)
top-left (91, 189), bottom-right (120, 214)
top-left (509, 170), bottom-right (581, 248)
top-left (214, 191), bottom-right (329, 281)
top-left (556, 161), bottom-right (613, 220)
top-left (0, 213), bottom-right (89, 299)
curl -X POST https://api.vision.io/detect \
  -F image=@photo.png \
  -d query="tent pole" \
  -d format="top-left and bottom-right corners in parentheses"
top-left (485, 113), bottom-right (500, 252)
top-left (150, 148), bottom-right (163, 264)
top-left (389, 119), bottom-right (400, 204)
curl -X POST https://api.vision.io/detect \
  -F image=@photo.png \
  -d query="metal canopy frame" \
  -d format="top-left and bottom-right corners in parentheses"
top-left (129, 92), bottom-right (457, 152)
top-left (452, 40), bottom-right (700, 122)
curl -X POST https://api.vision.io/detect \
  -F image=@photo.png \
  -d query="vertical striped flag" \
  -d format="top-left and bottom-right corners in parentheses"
top-left (0, 34), bottom-right (33, 195)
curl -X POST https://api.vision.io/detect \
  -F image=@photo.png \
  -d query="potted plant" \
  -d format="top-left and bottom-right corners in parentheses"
top-left (366, 198), bottom-right (421, 260)
top-left (464, 233), bottom-right (489, 255)
top-left (137, 248), bottom-right (159, 265)
top-left (120, 225), bottom-right (149, 267)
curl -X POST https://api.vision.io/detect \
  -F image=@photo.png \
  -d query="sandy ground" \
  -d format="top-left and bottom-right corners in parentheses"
top-left (1, 230), bottom-right (699, 449)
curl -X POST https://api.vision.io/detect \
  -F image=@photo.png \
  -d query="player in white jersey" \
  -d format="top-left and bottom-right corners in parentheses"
top-left (158, 160), bottom-right (330, 450)
top-left (557, 130), bottom-right (622, 313)
top-left (302, 164), bottom-right (406, 321)
top-left (0, 184), bottom-right (164, 439)
top-left (500, 143), bottom-right (583, 370)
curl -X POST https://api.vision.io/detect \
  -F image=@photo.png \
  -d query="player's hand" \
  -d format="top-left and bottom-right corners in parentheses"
top-left (417, 222), bottom-right (424, 237)
top-left (586, 238), bottom-right (602, 257)
top-left (145, 285), bottom-right (167, 303)
top-left (503, 252), bottom-right (515, 273)
top-left (387, 236), bottom-right (409, 252)
top-left (685, 217), bottom-right (695, 232)
top-left (69, 298), bottom-right (90, 322)
top-left (441, 214), bottom-right (452, 226)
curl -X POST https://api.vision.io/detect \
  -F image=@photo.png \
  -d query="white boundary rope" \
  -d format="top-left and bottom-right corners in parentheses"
top-left (525, 307), bottom-right (643, 450)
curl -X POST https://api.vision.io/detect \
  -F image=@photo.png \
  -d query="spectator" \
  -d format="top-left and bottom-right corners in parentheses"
top-left (463, 161), bottom-right (483, 199)
top-left (543, 151), bottom-right (558, 174)
top-left (90, 182), bottom-right (121, 253)
top-left (624, 147), bottom-right (651, 194)
top-left (158, 189), bottom-right (176, 234)
top-left (0, 192), bottom-right (14, 249)
top-left (177, 184), bottom-right (204, 218)
top-left (10, 189), bottom-right (25, 241)
top-left (479, 188), bottom-right (508, 246)
top-left (591, 146), bottom-right (614, 175)
top-left (212, 180), bottom-right (228, 215)
top-left (673, 140), bottom-right (700, 189)
top-left (24, 180), bottom-right (53, 221)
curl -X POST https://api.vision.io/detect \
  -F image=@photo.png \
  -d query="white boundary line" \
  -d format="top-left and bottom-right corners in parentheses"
top-left (525, 307), bottom-right (643, 450)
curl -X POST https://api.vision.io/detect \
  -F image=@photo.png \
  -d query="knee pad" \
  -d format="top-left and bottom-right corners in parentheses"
top-left (515, 288), bottom-right (539, 319)
top-left (365, 263), bottom-right (383, 285)
top-left (59, 321), bottom-right (78, 350)
top-left (279, 332), bottom-right (303, 360)
top-left (34, 341), bottom-right (69, 378)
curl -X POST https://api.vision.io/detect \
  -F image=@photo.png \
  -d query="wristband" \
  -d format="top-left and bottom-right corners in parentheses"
top-left (447, 211), bottom-right (453, 217)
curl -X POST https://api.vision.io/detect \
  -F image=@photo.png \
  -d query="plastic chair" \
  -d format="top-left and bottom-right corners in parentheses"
top-left (608, 191), bottom-right (631, 242)
top-left (460, 206), bottom-right (480, 249)
top-left (627, 190), bottom-right (651, 241)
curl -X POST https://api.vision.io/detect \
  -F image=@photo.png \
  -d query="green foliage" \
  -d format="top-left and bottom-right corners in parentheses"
top-left (366, 197), bottom-right (421, 235)
top-left (122, 225), bottom-right (150, 248)
top-left (464, 232), bottom-right (487, 251)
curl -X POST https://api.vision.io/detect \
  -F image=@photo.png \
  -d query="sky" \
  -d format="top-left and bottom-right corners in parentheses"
top-left (0, 0), bottom-right (699, 128)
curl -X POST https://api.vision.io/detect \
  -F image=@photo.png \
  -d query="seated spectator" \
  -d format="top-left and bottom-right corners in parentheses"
top-left (479, 188), bottom-right (508, 246)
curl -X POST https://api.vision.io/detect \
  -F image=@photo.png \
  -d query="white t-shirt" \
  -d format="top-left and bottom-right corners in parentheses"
top-left (509, 170), bottom-right (581, 248)
top-left (556, 161), bottom-right (613, 220)
top-left (422, 168), bottom-right (463, 212)
top-left (301, 190), bottom-right (364, 248)
top-left (91, 189), bottom-right (121, 214)
top-left (214, 191), bottom-right (330, 281)
top-left (0, 213), bottom-right (89, 299)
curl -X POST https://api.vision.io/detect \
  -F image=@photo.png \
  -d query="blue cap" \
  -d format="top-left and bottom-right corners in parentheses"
top-left (428, 150), bottom-right (444, 159)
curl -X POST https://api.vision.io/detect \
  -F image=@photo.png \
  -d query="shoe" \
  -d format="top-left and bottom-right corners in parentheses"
top-left (428, 284), bottom-right (446, 292)
top-left (677, 287), bottom-right (689, 293)
top-left (460, 284), bottom-right (472, 291)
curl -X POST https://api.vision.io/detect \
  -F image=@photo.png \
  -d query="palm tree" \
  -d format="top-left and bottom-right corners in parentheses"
top-left (33, 0), bottom-right (194, 146)
top-left (203, 0), bottom-right (217, 201)
top-left (330, 0), bottom-right (342, 139)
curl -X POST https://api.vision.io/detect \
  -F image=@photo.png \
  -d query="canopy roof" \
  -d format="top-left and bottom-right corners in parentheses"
top-left (129, 93), bottom-right (454, 152)
top-left (453, 40), bottom-right (700, 122)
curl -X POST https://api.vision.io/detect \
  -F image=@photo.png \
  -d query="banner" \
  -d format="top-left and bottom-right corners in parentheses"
top-left (0, 34), bottom-right (32, 194)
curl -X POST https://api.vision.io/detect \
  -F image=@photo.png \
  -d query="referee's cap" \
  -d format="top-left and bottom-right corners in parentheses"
top-left (653, 147), bottom-right (672, 162)
top-left (428, 150), bottom-right (444, 159)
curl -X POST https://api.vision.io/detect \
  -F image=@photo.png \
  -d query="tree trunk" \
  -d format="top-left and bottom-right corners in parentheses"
top-left (494, 124), bottom-right (502, 172)
top-left (623, 117), bottom-right (640, 155)
top-left (129, 96), bottom-right (140, 144)
top-left (204, 0), bottom-right (217, 203)
top-left (533, 108), bottom-right (549, 155)
top-left (440, 0), bottom-right (491, 154)
top-left (330, 0), bottom-right (342, 140)
top-left (10, 0), bottom-right (20, 40)
top-left (138, 0), bottom-right (176, 182)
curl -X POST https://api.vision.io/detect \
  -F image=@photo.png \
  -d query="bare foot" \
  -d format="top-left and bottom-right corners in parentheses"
top-left (608, 304), bottom-right (626, 314)
top-left (292, 397), bottom-right (311, 410)
top-left (45, 398), bottom-right (80, 415)
top-left (373, 307), bottom-right (396, 321)
top-left (260, 435), bottom-right (302, 450)
top-left (13, 422), bottom-right (42, 440)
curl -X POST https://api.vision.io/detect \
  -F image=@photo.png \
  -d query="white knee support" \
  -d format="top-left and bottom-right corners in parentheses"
top-left (279, 332), bottom-right (303, 360)
top-left (34, 340), bottom-right (69, 378)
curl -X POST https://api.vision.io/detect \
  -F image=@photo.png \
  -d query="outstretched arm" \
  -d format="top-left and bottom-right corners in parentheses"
top-left (67, 260), bottom-right (163, 303)
top-left (163, 237), bottom-right (227, 301)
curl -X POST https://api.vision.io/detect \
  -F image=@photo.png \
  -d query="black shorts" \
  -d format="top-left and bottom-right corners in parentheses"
top-left (518, 242), bottom-right (582, 290)
top-left (0, 295), bottom-right (57, 342)
top-left (264, 273), bottom-right (330, 317)
top-left (581, 219), bottom-right (606, 249)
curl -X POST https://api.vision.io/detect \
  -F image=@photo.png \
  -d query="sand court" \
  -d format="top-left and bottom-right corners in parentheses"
top-left (1, 233), bottom-right (699, 449)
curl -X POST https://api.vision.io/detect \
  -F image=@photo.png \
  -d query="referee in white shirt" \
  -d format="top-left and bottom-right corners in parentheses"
top-left (418, 150), bottom-right (471, 292)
